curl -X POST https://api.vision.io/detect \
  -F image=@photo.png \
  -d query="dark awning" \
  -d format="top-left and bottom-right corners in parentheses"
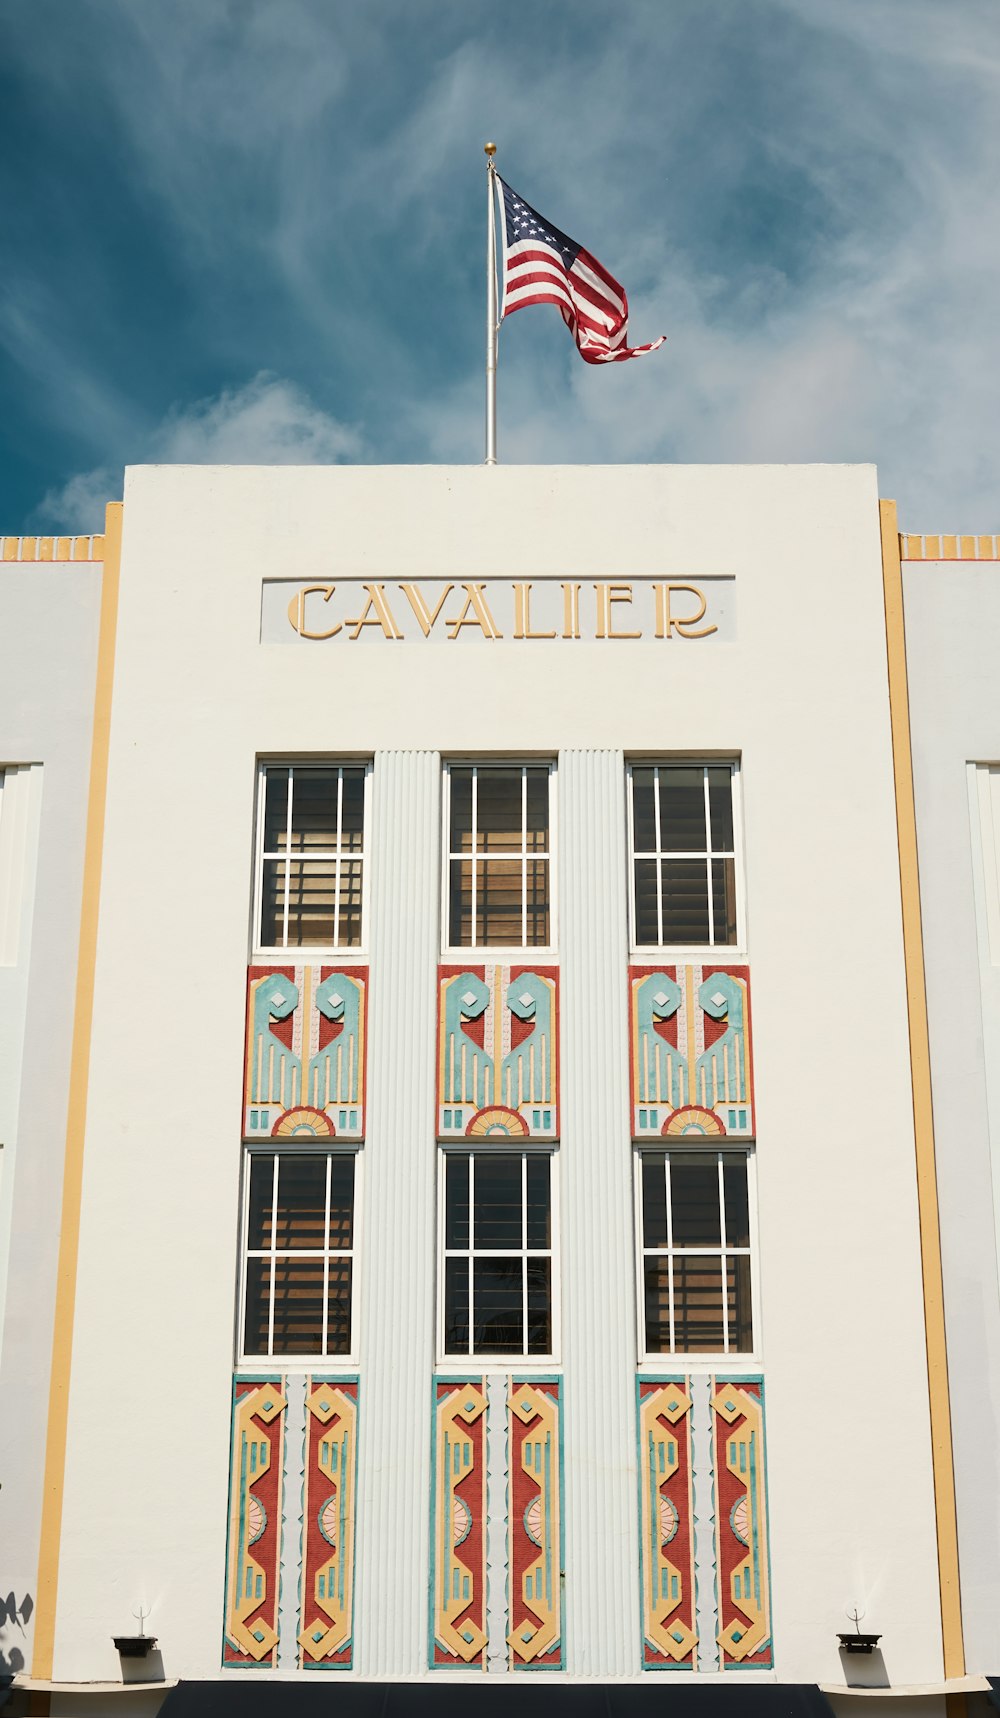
top-left (159, 1682), bottom-right (835, 1718)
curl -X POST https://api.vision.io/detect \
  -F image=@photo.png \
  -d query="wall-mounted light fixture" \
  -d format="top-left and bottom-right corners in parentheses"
top-left (838, 1606), bottom-right (881, 1654)
top-left (113, 1605), bottom-right (157, 1659)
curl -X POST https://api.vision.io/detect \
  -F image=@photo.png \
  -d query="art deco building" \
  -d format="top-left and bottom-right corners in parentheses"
top-left (0, 467), bottom-right (995, 1717)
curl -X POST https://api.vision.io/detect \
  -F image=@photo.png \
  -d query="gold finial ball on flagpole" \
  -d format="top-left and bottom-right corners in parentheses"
top-left (484, 142), bottom-right (496, 158)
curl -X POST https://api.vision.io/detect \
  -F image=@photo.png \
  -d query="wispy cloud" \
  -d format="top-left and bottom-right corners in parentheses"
top-left (4, 0), bottom-right (1000, 531)
top-left (34, 373), bottom-right (362, 531)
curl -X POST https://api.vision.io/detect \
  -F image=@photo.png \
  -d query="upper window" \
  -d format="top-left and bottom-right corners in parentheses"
top-left (254, 762), bottom-right (369, 952)
top-left (241, 1148), bottom-right (356, 1360)
top-left (638, 1148), bottom-right (754, 1358)
top-left (628, 761), bottom-right (739, 949)
top-left (444, 763), bottom-right (553, 950)
top-left (441, 1150), bottom-right (555, 1359)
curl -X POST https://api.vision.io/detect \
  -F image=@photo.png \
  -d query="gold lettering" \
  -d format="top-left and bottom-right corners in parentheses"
top-left (561, 582), bottom-right (581, 639)
top-left (594, 582), bottom-right (641, 639)
top-left (654, 582), bottom-right (717, 640)
top-left (398, 582), bottom-right (454, 638)
top-left (513, 583), bottom-right (556, 640)
top-left (345, 583), bottom-right (403, 641)
top-left (446, 583), bottom-right (502, 640)
top-left (287, 585), bottom-right (341, 640)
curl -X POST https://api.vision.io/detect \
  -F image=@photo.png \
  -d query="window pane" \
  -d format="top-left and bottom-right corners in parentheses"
top-left (474, 1154), bottom-right (523, 1248)
top-left (285, 859), bottom-right (336, 945)
top-left (446, 1155), bottom-right (470, 1248)
top-left (728, 1254), bottom-right (753, 1352)
top-left (449, 768), bottom-right (473, 854)
top-left (263, 768), bottom-right (289, 852)
top-left (641, 1158), bottom-right (668, 1248)
top-left (525, 770), bottom-right (549, 853)
top-left (631, 768), bottom-right (657, 852)
top-left (659, 767), bottom-right (707, 852)
top-left (247, 1155), bottom-right (276, 1251)
top-left (444, 1257), bottom-right (470, 1353)
top-left (289, 768), bottom-right (340, 852)
top-left (340, 769), bottom-right (366, 851)
top-left (633, 858), bottom-right (660, 945)
top-left (670, 1156), bottom-right (721, 1248)
top-left (643, 1257), bottom-right (671, 1352)
top-left (526, 1156), bottom-right (550, 1248)
top-left (273, 1155), bottom-right (328, 1249)
top-left (271, 1255), bottom-right (325, 1353)
top-left (476, 768), bottom-right (524, 854)
top-left (339, 858), bottom-right (364, 948)
top-left (479, 857), bottom-right (524, 945)
top-left (525, 857), bottom-right (550, 947)
top-left (244, 1256), bottom-right (273, 1353)
top-left (326, 1260), bottom-right (353, 1355)
top-left (329, 1157), bottom-right (355, 1248)
top-left (711, 857), bottom-right (737, 945)
top-left (526, 1259), bottom-right (551, 1354)
top-left (259, 858), bottom-right (287, 947)
top-left (673, 1254), bottom-right (724, 1351)
top-left (722, 1159), bottom-right (749, 1248)
top-left (449, 858), bottom-right (473, 945)
top-left (660, 859), bottom-right (710, 944)
top-left (472, 1257), bottom-right (523, 1352)
top-left (707, 767), bottom-right (734, 850)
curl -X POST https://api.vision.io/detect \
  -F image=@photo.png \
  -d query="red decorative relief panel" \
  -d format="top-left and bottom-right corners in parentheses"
top-left (223, 1377), bottom-right (286, 1668)
top-left (430, 1380), bottom-right (488, 1668)
top-left (713, 1378), bottom-right (772, 1669)
top-left (298, 1378), bottom-right (359, 1670)
top-left (637, 1379), bottom-right (698, 1668)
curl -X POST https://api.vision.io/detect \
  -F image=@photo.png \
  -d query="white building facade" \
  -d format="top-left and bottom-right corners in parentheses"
top-left (0, 468), bottom-right (979, 1717)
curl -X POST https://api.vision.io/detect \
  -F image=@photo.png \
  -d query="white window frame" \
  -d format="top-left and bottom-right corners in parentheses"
top-left (238, 1141), bottom-right (361, 1368)
top-left (634, 1144), bottom-right (760, 1367)
top-left (441, 759), bottom-right (557, 959)
top-left (436, 1146), bottom-right (560, 1367)
top-left (252, 759), bottom-right (373, 960)
top-left (627, 758), bottom-right (744, 956)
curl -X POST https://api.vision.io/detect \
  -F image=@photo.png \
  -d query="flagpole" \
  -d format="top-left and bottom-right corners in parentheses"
top-left (484, 141), bottom-right (498, 465)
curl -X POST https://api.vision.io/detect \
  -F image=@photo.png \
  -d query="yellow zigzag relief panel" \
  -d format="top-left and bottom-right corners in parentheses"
top-left (713, 1380), bottom-right (772, 1669)
top-left (298, 1380), bottom-right (359, 1669)
top-left (638, 1380), bottom-right (698, 1668)
top-left (508, 1380), bottom-right (563, 1669)
top-left (223, 1379), bottom-right (287, 1668)
top-left (431, 1382), bottom-right (488, 1668)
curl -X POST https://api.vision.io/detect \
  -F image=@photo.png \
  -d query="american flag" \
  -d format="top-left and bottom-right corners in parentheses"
top-left (496, 176), bottom-right (665, 365)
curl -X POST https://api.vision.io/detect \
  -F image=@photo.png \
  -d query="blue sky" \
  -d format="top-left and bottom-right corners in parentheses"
top-left (2, 0), bottom-right (998, 532)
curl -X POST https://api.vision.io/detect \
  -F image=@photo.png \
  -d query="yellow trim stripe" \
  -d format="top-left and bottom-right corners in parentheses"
top-left (0, 533), bottom-right (105, 562)
top-left (880, 499), bottom-right (965, 1678)
top-left (902, 532), bottom-right (1000, 561)
top-left (31, 502), bottom-right (123, 1682)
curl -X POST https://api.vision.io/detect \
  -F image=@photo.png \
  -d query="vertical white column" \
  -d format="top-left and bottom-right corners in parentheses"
top-left (558, 748), bottom-right (640, 1674)
top-left (355, 750), bottom-right (440, 1678)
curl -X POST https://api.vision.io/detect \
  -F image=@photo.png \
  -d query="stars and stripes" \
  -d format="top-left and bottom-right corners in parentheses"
top-left (496, 176), bottom-right (665, 365)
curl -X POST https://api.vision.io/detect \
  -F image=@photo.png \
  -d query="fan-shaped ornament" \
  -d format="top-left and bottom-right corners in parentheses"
top-left (271, 1106), bottom-right (336, 1139)
top-left (465, 1105), bottom-right (530, 1139)
top-left (662, 1104), bottom-right (726, 1137)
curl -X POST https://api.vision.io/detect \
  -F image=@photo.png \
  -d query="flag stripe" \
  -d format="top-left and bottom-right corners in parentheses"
top-left (496, 176), bottom-right (664, 366)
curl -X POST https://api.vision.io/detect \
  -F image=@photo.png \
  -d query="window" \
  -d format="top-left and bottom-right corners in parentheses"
top-left (441, 1151), bottom-right (555, 1357)
top-left (628, 762), bottom-right (738, 948)
top-left (445, 763), bottom-right (552, 949)
top-left (254, 762), bottom-right (368, 952)
top-left (241, 1150), bottom-right (356, 1359)
top-left (638, 1150), bottom-right (753, 1356)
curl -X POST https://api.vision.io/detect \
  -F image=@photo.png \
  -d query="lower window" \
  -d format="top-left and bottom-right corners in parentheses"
top-left (639, 1148), bottom-right (753, 1356)
top-left (441, 1150), bottom-right (555, 1358)
top-left (242, 1149), bottom-right (356, 1360)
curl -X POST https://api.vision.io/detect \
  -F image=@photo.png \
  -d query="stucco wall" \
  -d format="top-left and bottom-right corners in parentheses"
top-left (903, 560), bottom-right (1000, 1674)
top-left (50, 465), bottom-right (938, 1687)
top-left (0, 559), bottom-right (101, 1677)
